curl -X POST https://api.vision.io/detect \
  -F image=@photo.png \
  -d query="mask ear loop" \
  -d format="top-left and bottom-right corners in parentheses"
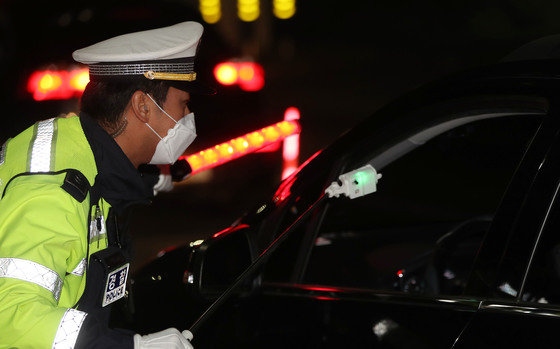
top-left (145, 123), bottom-right (163, 140)
top-left (146, 93), bottom-right (179, 123)
top-left (144, 93), bottom-right (172, 139)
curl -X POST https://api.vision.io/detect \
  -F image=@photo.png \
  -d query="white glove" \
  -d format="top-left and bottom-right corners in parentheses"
top-left (133, 328), bottom-right (194, 349)
top-left (153, 173), bottom-right (174, 196)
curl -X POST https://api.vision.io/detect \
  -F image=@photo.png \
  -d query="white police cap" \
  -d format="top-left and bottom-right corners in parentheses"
top-left (73, 21), bottom-right (206, 86)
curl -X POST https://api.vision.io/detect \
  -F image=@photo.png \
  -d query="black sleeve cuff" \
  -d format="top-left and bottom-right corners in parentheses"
top-left (75, 315), bottom-right (134, 349)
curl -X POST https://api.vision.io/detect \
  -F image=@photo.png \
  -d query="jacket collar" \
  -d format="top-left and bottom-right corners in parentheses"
top-left (80, 113), bottom-right (152, 213)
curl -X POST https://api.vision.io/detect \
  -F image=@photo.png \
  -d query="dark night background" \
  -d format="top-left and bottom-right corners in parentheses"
top-left (1, 0), bottom-right (560, 269)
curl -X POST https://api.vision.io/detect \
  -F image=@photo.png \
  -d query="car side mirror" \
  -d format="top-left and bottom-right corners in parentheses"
top-left (189, 225), bottom-right (255, 300)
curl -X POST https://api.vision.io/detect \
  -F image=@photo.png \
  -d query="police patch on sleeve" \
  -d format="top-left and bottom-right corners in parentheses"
top-left (102, 263), bottom-right (129, 307)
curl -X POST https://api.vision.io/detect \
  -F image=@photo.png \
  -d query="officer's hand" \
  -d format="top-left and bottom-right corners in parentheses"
top-left (153, 165), bottom-right (174, 196)
top-left (133, 328), bottom-right (194, 349)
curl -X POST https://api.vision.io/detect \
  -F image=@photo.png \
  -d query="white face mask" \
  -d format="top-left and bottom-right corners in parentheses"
top-left (145, 94), bottom-right (197, 165)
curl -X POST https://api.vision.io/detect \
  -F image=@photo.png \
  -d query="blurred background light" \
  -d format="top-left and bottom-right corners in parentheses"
top-left (282, 107), bottom-right (300, 179)
top-left (27, 67), bottom-right (89, 101)
top-left (200, 0), bottom-right (221, 24)
top-left (238, 0), bottom-right (260, 22)
top-left (238, 62), bottom-right (264, 91)
top-left (273, 0), bottom-right (296, 19)
top-left (214, 62), bottom-right (238, 85)
top-left (69, 68), bottom-right (89, 91)
top-left (38, 73), bottom-right (62, 93)
top-left (284, 106), bottom-right (300, 121)
top-left (214, 61), bottom-right (265, 91)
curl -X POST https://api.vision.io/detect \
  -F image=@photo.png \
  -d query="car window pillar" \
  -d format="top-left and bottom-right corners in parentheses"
top-left (465, 114), bottom-right (560, 299)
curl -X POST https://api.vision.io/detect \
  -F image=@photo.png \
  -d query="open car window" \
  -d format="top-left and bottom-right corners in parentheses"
top-left (299, 110), bottom-right (543, 296)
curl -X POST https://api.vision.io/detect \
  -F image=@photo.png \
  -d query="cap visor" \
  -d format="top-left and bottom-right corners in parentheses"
top-left (168, 80), bottom-right (216, 95)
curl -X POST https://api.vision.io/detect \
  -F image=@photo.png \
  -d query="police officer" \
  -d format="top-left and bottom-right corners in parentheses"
top-left (0, 21), bottom-right (213, 348)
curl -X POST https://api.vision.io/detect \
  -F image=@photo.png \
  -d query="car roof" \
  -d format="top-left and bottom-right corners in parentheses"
top-left (361, 57), bottom-right (560, 128)
top-left (502, 33), bottom-right (560, 63)
top-left (387, 32), bottom-right (560, 114)
top-left (310, 57), bottom-right (557, 172)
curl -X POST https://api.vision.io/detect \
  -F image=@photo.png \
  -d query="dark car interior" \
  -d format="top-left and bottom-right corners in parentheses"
top-left (295, 112), bottom-right (543, 296)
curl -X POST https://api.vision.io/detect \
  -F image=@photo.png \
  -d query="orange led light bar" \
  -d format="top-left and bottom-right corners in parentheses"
top-left (180, 120), bottom-right (301, 176)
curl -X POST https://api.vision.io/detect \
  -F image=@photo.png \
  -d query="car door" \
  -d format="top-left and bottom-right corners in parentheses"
top-left (224, 96), bottom-right (550, 348)
top-left (453, 114), bottom-right (560, 348)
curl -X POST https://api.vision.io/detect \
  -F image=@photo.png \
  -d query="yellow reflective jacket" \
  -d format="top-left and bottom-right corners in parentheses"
top-left (0, 115), bottom-right (150, 348)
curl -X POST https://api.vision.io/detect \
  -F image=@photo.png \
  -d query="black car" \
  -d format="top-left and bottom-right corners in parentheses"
top-left (122, 40), bottom-right (560, 348)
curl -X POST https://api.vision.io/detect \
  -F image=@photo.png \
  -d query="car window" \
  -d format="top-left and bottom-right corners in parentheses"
top-left (519, 140), bottom-right (560, 305)
top-left (301, 114), bottom-right (541, 296)
top-left (262, 152), bottom-right (335, 282)
top-left (520, 201), bottom-right (560, 305)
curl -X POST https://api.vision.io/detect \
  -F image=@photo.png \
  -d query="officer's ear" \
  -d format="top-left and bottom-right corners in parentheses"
top-left (130, 91), bottom-right (151, 123)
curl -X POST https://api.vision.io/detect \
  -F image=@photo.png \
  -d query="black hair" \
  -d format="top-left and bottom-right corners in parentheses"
top-left (79, 77), bottom-right (170, 132)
